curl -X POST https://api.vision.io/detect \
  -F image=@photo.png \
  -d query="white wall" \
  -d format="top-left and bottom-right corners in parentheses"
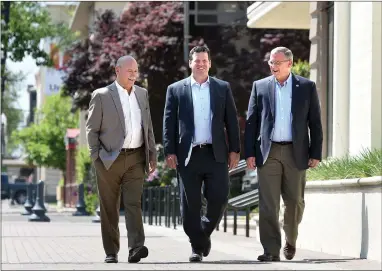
top-left (348, 2), bottom-right (381, 155)
top-left (331, 2), bottom-right (350, 157)
top-left (330, 2), bottom-right (381, 157)
top-left (297, 178), bottom-right (382, 261)
top-left (371, 2), bottom-right (382, 151)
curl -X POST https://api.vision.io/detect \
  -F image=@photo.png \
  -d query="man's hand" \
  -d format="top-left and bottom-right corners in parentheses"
top-left (165, 154), bottom-right (178, 169)
top-left (228, 152), bottom-right (240, 170)
top-left (246, 157), bottom-right (256, 170)
top-left (308, 158), bottom-right (320, 168)
top-left (149, 160), bottom-right (157, 174)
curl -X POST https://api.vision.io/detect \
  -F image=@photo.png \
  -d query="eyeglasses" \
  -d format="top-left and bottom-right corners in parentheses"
top-left (268, 60), bottom-right (290, 66)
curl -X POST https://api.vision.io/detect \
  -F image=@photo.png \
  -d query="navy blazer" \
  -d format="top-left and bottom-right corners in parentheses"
top-left (244, 74), bottom-right (323, 170)
top-left (163, 76), bottom-right (240, 167)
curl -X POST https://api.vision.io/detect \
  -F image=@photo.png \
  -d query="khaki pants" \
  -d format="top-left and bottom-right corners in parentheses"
top-left (257, 143), bottom-right (306, 256)
top-left (93, 147), bottom-right (146, 255)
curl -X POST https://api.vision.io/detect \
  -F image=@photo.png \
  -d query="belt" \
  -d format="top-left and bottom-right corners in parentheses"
top-left (193, 144), bottom-right (213, 149)
top-left (272, 141), bottom-right (293, 145)
top-left (120, 146), bottom-right (143, 152)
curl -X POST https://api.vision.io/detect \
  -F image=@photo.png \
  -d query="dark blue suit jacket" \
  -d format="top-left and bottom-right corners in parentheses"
top-left (163, 76), bottom-right (240, 167)
top-left (244, 74), bottom-right (323, 170)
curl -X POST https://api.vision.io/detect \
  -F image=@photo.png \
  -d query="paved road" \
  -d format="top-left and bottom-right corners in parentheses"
top-left (1, 201), bottom-right (381, 270)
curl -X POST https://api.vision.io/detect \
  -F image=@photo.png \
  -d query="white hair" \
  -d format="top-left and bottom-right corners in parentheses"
top-left (271, 47), bottom-right (293, 62)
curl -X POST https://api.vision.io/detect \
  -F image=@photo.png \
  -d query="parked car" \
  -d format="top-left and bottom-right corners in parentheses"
top-left (1, 173), bottom-right (32, 205)
top-left (1, 173), bottom-right (9, 199)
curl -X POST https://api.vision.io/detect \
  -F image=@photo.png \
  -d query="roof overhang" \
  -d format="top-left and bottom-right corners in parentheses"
top-left (69, 2), bottom-right (93, 35)
top-left (247, 1), bottom-right (310, 29)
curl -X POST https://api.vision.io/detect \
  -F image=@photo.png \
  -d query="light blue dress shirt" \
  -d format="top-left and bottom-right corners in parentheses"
top-left (191, 76), bottom-right (212, 145)
top-left (184, 76), bottom-right (212, 166)
top-left (272, 73), bottom-right (293, 142)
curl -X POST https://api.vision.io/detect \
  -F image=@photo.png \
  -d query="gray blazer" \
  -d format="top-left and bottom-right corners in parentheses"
top-left (86, 82), bottom-right (157, 172)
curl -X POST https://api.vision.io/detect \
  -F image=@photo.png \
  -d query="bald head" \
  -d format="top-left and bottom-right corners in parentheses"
top-left (115, 55), bottom-right (139, 92)
top-left (116, 55), bottom-right (137, 68)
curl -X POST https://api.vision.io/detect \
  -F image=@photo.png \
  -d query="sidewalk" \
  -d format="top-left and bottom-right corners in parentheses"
top-left (1, 203), bottom-right (381, 270)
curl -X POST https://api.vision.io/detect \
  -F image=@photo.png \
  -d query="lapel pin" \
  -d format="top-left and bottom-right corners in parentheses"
top-left (296, 84), bottom-right (299, 87)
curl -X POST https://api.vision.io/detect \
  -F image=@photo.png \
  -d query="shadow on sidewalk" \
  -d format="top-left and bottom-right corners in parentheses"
top-left (137, 260), bottom-right (269, 264)
top-left (288, 258), bottom-right (359, 264)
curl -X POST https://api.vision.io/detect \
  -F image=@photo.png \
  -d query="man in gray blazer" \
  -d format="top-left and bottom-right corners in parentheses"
top-left (86, 55), bottom-right (157, 264)
top-left (244, 47), bottom-right (323, 262)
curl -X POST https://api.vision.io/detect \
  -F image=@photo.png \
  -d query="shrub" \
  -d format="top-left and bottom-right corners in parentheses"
top-left (292, 59), bottom-right (310, 78)
top-left (307, 148), bottom-right (382, 181)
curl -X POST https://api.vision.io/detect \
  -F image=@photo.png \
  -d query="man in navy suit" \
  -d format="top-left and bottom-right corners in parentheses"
top-left (163, 45), bottom-right (241, 262)
top-left (245, 47), bottom-right (323, 262)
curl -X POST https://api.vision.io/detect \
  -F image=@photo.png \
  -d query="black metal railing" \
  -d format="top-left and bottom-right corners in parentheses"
top-left (142, 185), bottom-right (182, 229)
top-left (142, 159), bottom-right (259, 237)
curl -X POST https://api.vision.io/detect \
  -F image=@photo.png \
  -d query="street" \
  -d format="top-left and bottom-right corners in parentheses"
top-left (1, 201), bottom-right (381, 270)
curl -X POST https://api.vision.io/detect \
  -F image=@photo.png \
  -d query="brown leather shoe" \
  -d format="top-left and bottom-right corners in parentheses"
top-left (283, 242), bottom-right (296, 260)
top-left (257, 253), bottom-right (280, 262)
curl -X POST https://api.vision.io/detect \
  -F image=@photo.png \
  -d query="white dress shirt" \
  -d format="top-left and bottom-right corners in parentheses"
top-left (272, 73), bottom-right (293, 142)
top-left (115, 81), bottom-right (143, 148)
top-left (184, 76), bottom-right (212, 166)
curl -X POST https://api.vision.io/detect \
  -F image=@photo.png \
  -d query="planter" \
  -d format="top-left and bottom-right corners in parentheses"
top-left (251, 176), bottom-right (382, 261)
top-left (298, 176), bottom-right (381, 261)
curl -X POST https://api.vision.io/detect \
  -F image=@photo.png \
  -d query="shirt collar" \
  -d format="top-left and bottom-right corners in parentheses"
top-left (115, 80), bottom-right (135, 94)
top-left (190, 75), bottom-right (210, 86)
top-left (275, 73), bottom-right (292, 87)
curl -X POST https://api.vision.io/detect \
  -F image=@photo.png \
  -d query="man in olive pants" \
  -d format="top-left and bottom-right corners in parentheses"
top-left (244, 47), bottom-right (323, 261)
top-left (86, 56), bottom-right (157, 264)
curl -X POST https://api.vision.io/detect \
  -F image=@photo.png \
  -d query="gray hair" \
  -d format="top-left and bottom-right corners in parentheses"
top-left (270, 47), bottom-right (293, 62)
top-left (116, 55), bottom-right (136, 67)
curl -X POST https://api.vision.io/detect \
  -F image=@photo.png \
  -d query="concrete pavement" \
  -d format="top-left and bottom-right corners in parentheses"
top-left (1, 201), bottom-right (381, 270)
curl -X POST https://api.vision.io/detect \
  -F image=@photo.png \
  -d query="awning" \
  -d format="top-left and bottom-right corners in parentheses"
top-left (247, 1), bottom-right (310, 29)
top-left (69, 2), bottom-right (93, 35)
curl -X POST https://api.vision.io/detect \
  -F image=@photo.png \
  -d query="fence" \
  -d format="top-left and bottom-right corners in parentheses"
top-left (142, 160), bottom-right (259, 237)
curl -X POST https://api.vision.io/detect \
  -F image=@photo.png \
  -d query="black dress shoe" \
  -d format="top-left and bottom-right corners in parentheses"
top-left (105, 254), bottom-right (118, 263)
top-left (189, 250), bottom-right (203, 262)
top-left (128, 246), bottom-right (148, 263)
top-left (283, 242), bottom-right (296, 260)
top-left (257, 253), bottom-right (280, 262)
top-left (203, 237), bottom-right (211, 257)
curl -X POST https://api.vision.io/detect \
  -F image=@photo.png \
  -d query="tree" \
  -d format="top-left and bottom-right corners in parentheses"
top-left (1, 1), bottom-right (77, 101)
top-left (62, 10), bottom-right (123, 112)
top-left (2, 68), bottom-right (26, 155)
top-left (120, 2), bottom-right (192, 141)
top-left (12, 93), bottom-right (79, 173)
top-left (63, 2), bottom-right (196, 141)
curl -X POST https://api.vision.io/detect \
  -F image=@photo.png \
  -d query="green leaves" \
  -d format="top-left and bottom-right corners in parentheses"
top-left (291, 59), bottom-right (310, 78)
top-left (12, 93), bottom-right (79, 171)
top-left (2, 68), bottom-right (25, 154)
top-left (75, 146), bottom-right (91, 184)
top-left (1, 1), bottom-right (78, 66)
